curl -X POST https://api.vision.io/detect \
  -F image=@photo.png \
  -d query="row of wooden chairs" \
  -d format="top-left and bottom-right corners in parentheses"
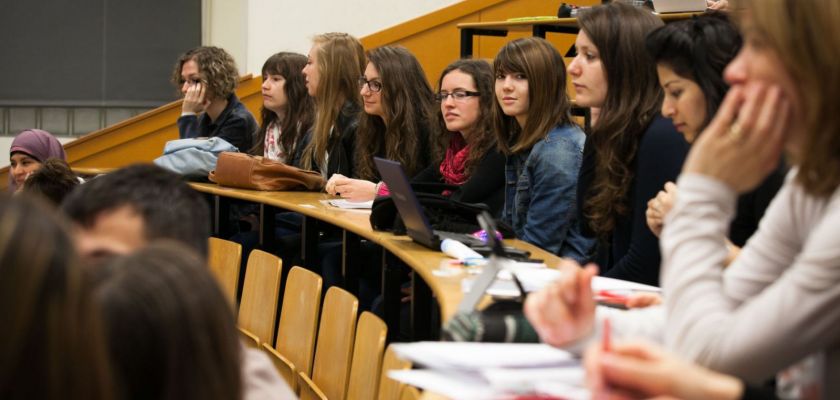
top-left (207, 237), bottom-right (415, 399)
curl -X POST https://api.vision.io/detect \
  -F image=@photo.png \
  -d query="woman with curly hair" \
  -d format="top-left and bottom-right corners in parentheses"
top-left (172, 46), bottom-right (258, 152)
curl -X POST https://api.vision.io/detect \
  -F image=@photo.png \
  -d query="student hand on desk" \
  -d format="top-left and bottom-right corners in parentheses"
top-left (182, 81), bottom-right (210, 114)
top-left (706, 0), bottom-right (730, 11)
top-left (524, 260), bottom-right (597, 348)
top-left (325, 174), bottom-right (377, 202)
top-left (645, 182), bottom-right (677, 238)
top-left (585, 340), bottom-right (744, 400)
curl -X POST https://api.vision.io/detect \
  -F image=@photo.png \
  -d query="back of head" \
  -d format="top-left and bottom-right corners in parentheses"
top-left (492, 37), bottom-right (572, 154)
top-left (732, 0), bottom-right (840, 196)
top-left (21, 158), bottom-right (80, 206)
top-left (61, 163), bottom-right (210, 256)
top-left (96, 241), bottom-right (241, 400)
top-left (0, 195), bottom-right (111, 399)
top-left (254, 52), bottom-right (315, 157)
top-left (356, 46), bottom-right (436, 180)
top-left (171, 46), bottom-right (239, 101)
top-left (646, 12), bottom-right (741, 129)
top-left (301, 32), bottom-right (366, 171)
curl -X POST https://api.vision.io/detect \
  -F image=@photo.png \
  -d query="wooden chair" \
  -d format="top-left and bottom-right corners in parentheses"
top-left (346, 312), bottom-right (388, 400)
top-left (207, 237), bottom-right (242, 306)
top-left (400, 386), bottom-right (422, 400)
top-left (237, 249), bottom-right (282, 348)
top-left (262, 266), bottom-right (322, 392)
top-left (297, 286), bottom-right (358, 400)
top-left (378, 345), bottom-right (412, 400)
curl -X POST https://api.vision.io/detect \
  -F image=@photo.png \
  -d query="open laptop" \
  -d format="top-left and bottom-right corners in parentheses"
top-left (374, 157), bottom-right (485, 250)
top-left (652, 0), bottom-right (707, 13)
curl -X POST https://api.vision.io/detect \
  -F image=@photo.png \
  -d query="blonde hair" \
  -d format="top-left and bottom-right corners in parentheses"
top-left (732, 0), bottom-right (840, 197)
top-left (299, 33), bottom-right (366, 171)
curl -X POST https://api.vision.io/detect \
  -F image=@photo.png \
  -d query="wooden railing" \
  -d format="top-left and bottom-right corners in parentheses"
top-left (360, 0), bottom-right (600, 83)
top-left (0, 75), bottom-right (262, 190)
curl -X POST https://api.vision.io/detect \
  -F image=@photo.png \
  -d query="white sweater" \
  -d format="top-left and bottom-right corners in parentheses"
top-left (659, 171), bottom-right (840, 396)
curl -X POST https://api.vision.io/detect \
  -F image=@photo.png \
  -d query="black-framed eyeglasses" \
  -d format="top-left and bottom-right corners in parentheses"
top-left (358, 76), bottom-right (383, 93)
top-left (434, 90), bottom-right (480, 102)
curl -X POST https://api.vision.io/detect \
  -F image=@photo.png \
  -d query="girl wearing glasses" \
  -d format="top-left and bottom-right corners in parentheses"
top-left (410, 59), bottom-right (505, 215)
top-left (493, 37), bottom-right (592, 262)
top-left (325, 46), bottom-right (435, 202)
top-left (299, 32), bottom-right (366, 178)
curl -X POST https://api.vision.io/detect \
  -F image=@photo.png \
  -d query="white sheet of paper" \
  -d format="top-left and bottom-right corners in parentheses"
top-left (323, 199), bottom-right (373, 209)
top-left (462, 268), bottom-right (661, 297)
top-left (391, 342), bottom-right (576, 370)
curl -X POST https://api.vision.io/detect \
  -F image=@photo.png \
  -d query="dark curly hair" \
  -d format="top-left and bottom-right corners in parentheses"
top-left (170, 46), bottom-right (239, 101)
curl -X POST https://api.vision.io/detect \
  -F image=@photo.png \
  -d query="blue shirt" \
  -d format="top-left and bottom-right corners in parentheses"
top-left (502, 123), bottom-right (593, 262)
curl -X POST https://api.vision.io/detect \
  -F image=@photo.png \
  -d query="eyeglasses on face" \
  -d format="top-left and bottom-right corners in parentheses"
top-left (434, 90), bottom-right (480, 102)
top-left (358, 76), bottom-right (383, 93)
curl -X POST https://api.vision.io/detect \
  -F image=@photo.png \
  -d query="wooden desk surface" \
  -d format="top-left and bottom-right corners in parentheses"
top-left (190, 182), bottom-right (379, 239)
top-left (190, 182), bottom-right (566, 320)
top-left (456, 12), bottom-right (698, 31)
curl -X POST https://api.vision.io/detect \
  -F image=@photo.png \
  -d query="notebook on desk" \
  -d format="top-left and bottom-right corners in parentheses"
top-left (374, 157), bottom-right (485, 250)
top-left (652, 0), bottom-right (707, 13)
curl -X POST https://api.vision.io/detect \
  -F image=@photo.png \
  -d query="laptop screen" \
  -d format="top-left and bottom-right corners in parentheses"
top-left (374, 157), bottom-right (439, 248)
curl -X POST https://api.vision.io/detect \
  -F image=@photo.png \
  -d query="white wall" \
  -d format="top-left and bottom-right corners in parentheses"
top-left (205, 0), bottom-right (461, 76)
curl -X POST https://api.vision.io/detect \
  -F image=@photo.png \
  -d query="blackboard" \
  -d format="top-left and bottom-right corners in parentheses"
top-left (0, 0), bottom-right (201, 107)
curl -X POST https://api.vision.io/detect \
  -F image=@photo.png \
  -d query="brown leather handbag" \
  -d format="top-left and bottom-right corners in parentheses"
top-left (208, 152), bottom-right (325, 191)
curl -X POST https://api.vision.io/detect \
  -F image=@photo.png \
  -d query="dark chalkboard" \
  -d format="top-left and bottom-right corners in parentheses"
top-left (0, 0), bottom-right (201, 107)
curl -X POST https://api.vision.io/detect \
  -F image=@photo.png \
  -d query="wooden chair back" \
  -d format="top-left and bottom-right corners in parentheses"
top-left (346, 312), bottom-right (387, 400)
top-left (237, 249), bottom-right (282, 347)
top-left (298, 286), bottom-right (358, 400)
top-left (400, 386), bottom-right (421, 400)
top-left (378, 345), bottom-right (412, 400)
top-left (207, 237), bottom-right (242, 305)
top-left (263, 266), bottom-right (323, 392)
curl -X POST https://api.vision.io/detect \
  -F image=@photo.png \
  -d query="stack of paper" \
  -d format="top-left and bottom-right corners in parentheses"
top-left (388, 342), bottom-right (589, 399)
top-left (462, 267), bottom-right (661, 298)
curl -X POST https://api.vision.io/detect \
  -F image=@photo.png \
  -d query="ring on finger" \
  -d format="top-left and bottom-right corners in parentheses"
top-left (728, 122), bottom-right (744, 142)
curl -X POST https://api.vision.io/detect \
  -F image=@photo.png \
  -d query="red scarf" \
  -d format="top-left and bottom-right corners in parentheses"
top-left (440, 133), bottom-right (470, 186)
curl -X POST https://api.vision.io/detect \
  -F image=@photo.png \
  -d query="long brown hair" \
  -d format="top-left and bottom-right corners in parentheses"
top-left (579, 3), bottom-right (664, 239)
top-left (492, 37), bottom-right (574, 155)
top-left (355, 46), bottom-right (437, 180)
top-left (435, 59), bottom-right (498, 177)
top-left (299, 33), bottom-right (366, 171)
top-left (251, 52), bottom-right (315, 159)
top-left (732, 0), bottom-right (840, 197)
top-left (0, 195), bottom-right (112, 399)
top-left (96, 241), bottom-right (242, 400)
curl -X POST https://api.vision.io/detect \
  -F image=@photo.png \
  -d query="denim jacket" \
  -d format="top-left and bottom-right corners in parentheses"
top-left (502, 123), bottom-right (593, 262)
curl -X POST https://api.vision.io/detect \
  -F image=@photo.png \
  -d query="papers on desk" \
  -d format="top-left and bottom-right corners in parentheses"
top-left (323, 199), bottom-right (373, 209)
top-left (389, 342), bottom-right (588, 399)
top-left (461, 266), bottom-right (661, 298)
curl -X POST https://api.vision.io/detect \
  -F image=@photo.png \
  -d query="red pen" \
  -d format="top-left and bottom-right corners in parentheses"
top-left (602, 317), bottom-right (611, 352)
